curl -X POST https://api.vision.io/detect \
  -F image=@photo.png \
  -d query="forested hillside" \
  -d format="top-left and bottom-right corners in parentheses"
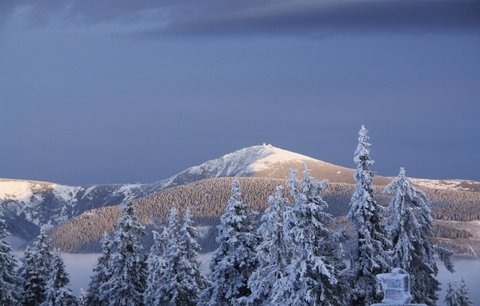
top-left (50, 176), bottom-right (480, 253)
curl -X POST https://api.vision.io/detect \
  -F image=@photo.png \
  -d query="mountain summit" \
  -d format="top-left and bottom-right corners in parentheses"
top-left (157, 144), bottom-right (358, 190)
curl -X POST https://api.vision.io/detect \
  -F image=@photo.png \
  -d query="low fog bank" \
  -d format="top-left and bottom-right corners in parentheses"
top-left (13, 252), bottom-right (480, 304)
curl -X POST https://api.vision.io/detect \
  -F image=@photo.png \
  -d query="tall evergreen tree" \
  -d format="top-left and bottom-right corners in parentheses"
top-left (246, 185), bottom-right (289, 306)
top-left (146, 208), bottom-right (181, 306)
top-left (20, 246), bottom-right (44, 305)
top-left (42, 249), bottom-right (78, 306)
top-left (144, 230), bottom-right (166, 306)
top-left (177, 209), bottom-right (207, 302)
top-left (0, 214), bottom-right (18, 304)
top-left (79, 289), bottom-right (87, 306)
top-left (444, 279), bottom-right (472, 306)
top-left (348, 125), bottom-right (391, 305)
top-left (385, 167), bottom-right (453, 306)
top-left (444, 281), bottom-right (458, 306)
top-left (457, 278), bottom-right (473, 306)
top-left (199, 179), bottom-right (259, 306)
top-left (85, 232), bottom-right (113, 306)
top-left (271, 169), bottom-right (349, 305)
top-left (103, 199), bottom-right (147, 306)
top-left (157, 209), bottom-right (206, 306)
top-left (20, 226), bottom-right (54, 306)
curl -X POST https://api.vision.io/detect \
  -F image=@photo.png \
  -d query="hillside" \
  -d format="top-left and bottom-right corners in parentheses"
top-left (0, 179), bottom-right (148, 243)
top-left (2, 144), bottom-right (479, 248)
top-left (0, 144), bottom-right (370, 241)
top-left (1, 144), bottom-right (360, 241)
top-left (50, 176), bottom-right (480, 254)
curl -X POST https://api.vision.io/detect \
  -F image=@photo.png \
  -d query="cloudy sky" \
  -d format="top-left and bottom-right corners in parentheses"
top-left (1, 0), bottom-right (479, 185)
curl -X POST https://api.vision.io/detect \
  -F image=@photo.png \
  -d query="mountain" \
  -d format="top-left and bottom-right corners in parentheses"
top-left (0, 144), bottom-right (359, 243)
top-left (0, 179), bottom-right (149, 245)
top-left (153, 144), bottom-right (358, 188)
top-left (1, 144), bottom-right (479, 250)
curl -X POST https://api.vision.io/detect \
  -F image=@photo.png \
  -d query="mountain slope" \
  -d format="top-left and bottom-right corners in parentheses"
top-left (154, 144), bottom-right (360, 189)
top-left (0, 179), bottom-right (147, 242)
top-left (50, 176), bottom-right (480, 254)
top-left (1, 144), bottom-right (479, 245)
top-left (0, 144), bottom-right (362, 242)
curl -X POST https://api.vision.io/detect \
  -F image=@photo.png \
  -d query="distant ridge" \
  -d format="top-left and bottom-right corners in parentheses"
top-left (0, 144), bottom-right (479, 249)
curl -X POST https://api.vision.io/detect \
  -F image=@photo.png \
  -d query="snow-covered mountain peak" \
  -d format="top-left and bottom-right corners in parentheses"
top-left (160, 144), bottom-right (321, 188)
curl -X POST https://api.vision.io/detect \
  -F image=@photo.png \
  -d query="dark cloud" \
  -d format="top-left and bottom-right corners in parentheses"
top-left (157, 0), bottom-right (480, 37)
top-left (2, 0), bottom-right (479, 36)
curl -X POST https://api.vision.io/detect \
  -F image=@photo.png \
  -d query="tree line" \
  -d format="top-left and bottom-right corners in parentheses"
top-left (50, 176), bottom-right (480, 253)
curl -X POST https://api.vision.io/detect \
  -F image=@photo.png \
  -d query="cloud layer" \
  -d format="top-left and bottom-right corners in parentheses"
top-left (3, 0), bottom-right (480, 37)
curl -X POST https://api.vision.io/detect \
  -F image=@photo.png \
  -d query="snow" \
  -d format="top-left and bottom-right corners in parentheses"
top-left (0, 180), bottom-right (51, 201)
top-left (162, 144), bottom-right (321, 187)
top-left (113, 183), bottom-right (143, 196)
top-left (81, 186), bottom-right (97, 200)
top-left (375, 268), bottom-right (412, 304)
top-left (412, 178), bottom-right (479, 192)
top-left (52, 184), bottom-right (82, 204)
top-left (250, 145), bottom-right (317, 172)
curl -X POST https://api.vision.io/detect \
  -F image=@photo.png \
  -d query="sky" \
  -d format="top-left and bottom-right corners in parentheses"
top-left (0, 0), bottom-right (479, 185)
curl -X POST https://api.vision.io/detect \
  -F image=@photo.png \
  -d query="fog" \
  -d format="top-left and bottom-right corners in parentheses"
top-left (437, 257), bottom-right (480, 305)
top-left (13, 252), bottom-right (480, 304)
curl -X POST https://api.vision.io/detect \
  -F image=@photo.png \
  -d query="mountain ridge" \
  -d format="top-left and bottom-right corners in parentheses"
top-left (0, 144), bottom-right (478, 246)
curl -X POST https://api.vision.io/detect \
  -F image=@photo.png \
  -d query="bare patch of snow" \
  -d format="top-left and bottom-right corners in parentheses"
top-left (52, 184), bottom-right (82, 205)
top-left (81, 186), bottom-right (97, 200)
top-left (412, 178), bottom-right (479, 192)
top-left (250, 145), bottom-right (317, 172)
top-left (114, 184), bottom-right (143, 196)
top-left (0, 180), bottom-right (37, 201)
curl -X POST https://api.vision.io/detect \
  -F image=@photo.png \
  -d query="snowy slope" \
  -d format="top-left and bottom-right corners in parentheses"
top-left (411, 178), bottom-right (480, 192)
top-left (153, 144), bottom-right (357, 190)
top-left (0, 179), bottom-right (148, 242)
top-left (1, 144), bottom-right (479, 244)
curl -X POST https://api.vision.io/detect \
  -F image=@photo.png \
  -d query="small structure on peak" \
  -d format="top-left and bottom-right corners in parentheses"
top-left (372, 268), bottom-right (426, 306)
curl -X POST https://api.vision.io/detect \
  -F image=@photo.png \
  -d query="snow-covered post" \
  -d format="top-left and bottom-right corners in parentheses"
top-left (372, 268), bottom-right (426, 306)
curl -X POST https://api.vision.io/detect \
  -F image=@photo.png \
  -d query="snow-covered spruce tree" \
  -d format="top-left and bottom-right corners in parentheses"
top-left (385, 167), bottom-right (453, 306)
top-left (85, 232), bottom-right (113, 306)
top-left (246, 185), bottom-right (290, 306)
top-left (199, 179), bottom-right (259, 306)
top-left (145, 208), bottom-right (181, 305)
top-left (177, 209), bottom-right (207, 302)
top-left (444, 281), bottom-right (458, 306)
top-left (348, 125), bottom-right (391, 305)
top-left (103, 199), bottom-right (147, 306)
top-left (0, 214), bottom-right (19, 304)
top-left (156, 209), bottom-right (207, 305)
top-left (20, 226), bottom-right (54, 305)
top-left (79, 289), bottom-right (87, 306)
top-left (144, 230), bottom-right (165, 306)
top-left (20, 246), bottom-right (43, 305)
top-left (42, 249), bottom-right (78, 306)
top-left (445, 278), bottom-right (473, 306)
top-left (271, 169), bottom-right (349, 305)
top-left (457, 278), bottom-right (473, 306)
